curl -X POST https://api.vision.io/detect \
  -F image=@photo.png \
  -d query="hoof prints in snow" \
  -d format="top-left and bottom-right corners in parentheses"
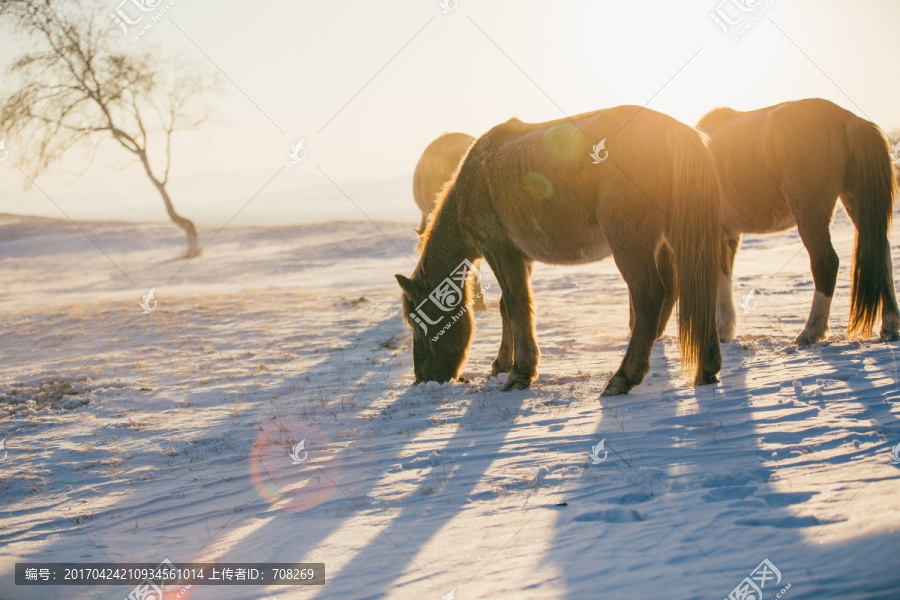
top-left (759, 491), bottom-right (817, 507)
top-left (736, 515), bottom-right (834, 528)
top-left (701, 470), bottom-right (769, 488)
top-left (616, 492), bottom-right (651, 505)
top-left (574, 508), bottom-right (646, 523)
top-left (701, 486), bottom-right (758, 502)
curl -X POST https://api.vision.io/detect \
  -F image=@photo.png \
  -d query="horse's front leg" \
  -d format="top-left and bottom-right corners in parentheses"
top-left (485, 251), bottom-right (539, 390)
top-left (471, 258), bottom-right (488, 311)
top-left (491, 295), bottom-right (515, 376)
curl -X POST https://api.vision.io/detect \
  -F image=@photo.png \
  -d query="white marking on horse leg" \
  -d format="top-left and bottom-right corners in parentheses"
top-left (717, 273), bottom-right (736, 342)
top-left (795, 290), bottom-right (832, 345)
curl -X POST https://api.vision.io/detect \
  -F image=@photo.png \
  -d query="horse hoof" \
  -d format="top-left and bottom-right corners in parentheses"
top-left (491, 364), bottom-right (511, 378)
top-left (601, 377), bottom-right (631, 396)
top-left (694, 372), bottom-right (719, 386)
top-left (717, 327), bottom-right (736, 344)
top-left (881, 331), bottom-right (900, 342)
top-left (794, 331), bottom-right (824, 346)
top-left (502, 377), bottom-right (531, 391)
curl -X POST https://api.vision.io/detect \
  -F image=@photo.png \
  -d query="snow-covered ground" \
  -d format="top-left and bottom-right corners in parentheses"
top-left (1, 208), bottom-right (899, 600)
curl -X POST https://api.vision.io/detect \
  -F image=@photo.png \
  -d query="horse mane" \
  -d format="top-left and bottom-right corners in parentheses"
top-left (417, 177), bottom-right (453, 254)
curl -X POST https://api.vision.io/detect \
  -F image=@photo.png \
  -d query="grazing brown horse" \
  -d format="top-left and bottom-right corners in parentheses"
top-left (412, 132), bottom-right (486, 311)
top-left (396, 107), bottom-right (723, 395)
top-left (696, 98), bottom-right (900, 344)
top-left (413, 132), bottom-right (475, 235)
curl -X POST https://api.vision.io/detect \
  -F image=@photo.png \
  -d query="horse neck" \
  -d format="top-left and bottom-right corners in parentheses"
top-left (418, 193), bottom-right (477, 290)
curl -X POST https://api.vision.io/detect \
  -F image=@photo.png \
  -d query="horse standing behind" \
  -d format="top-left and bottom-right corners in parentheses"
top-left (412, 132), bottom-right (486, 311)
top-left (396, 107), bottom-right (723, 396)
top-left (696, 98), bottom-right (900, 344)
top-left (413, 132), bottom-right (475, 235)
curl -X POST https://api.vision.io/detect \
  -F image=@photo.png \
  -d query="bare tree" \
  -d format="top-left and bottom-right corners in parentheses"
top-left (0, 0), bottom-right (220, 257)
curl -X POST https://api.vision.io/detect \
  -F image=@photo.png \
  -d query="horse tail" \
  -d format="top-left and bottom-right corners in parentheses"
top-left (843, 117), bottom-right (896, 338)
top-left (665, 126), bottom-right (723, 384)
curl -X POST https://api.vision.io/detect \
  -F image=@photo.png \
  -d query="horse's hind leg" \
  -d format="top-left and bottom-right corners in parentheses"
top-left (604, 250), bottom-right (665, 396)
top-left (656, 243), bottom-right (676, 339)
top-left (484, 250), bottom-right (539, 390)
top-left (879, 244), bottom-right (900, 340)
top-left (717, 232), bottom-right (740, 342)
top-left (794, 212), bottom-right (839, 345)
top-left (629, 244), bottom-right (675, 339)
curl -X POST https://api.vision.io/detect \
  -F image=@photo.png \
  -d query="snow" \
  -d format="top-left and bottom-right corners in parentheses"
top-left (1, 207), bottom-right (899, 600)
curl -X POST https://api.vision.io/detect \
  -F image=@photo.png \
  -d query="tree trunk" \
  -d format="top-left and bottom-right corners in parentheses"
top-left (155, 179), bottom-right (200, 258)
top-left (136, 150), bottom-right (200, 258)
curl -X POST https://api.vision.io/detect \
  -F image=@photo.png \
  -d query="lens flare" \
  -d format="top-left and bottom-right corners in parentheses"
top-left (524, 171), bottom-right (554, 200)
top-left (542, 121), bottom-right (588, 162)
top-left (248, 420), bottom-right (338, 512)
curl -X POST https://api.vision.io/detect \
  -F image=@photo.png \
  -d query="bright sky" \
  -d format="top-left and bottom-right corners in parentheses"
top-left (1, 0), bottom-right (899, 225)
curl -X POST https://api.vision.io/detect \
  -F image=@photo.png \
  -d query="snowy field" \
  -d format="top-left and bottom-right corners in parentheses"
top-left (1, 208), bottom-right (899, 600)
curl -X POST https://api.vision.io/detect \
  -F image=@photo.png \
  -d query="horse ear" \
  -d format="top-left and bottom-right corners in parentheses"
top-left (395, 274), bottom-right (417, 298)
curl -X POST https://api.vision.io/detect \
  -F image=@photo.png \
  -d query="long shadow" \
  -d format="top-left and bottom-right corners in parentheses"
top-left (159, 302), bottom-right (419, 550)
top-left (0, 300), bottom-right (417, 600)
top-left (807, 338), bottom-right (900, 439)
top-left (308, 385), bottom-right (530, 599)
top-left (115, 300), bottom-right (529, 599)
top-left (543, 327), bottom-right (899, 598)
top-left (786, 529), bottom-right (900, 599)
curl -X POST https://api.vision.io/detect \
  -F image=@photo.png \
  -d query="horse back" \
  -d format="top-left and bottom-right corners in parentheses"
top-left (452, 107), bottom-right (697, 264)
top-left (698, 99), bottom-right (857, 233)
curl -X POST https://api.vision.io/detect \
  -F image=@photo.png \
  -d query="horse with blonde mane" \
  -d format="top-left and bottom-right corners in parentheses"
top-left (396, 106), bottom-right (723, 395)
top-left (696, 98), bottom-right (900, 344)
